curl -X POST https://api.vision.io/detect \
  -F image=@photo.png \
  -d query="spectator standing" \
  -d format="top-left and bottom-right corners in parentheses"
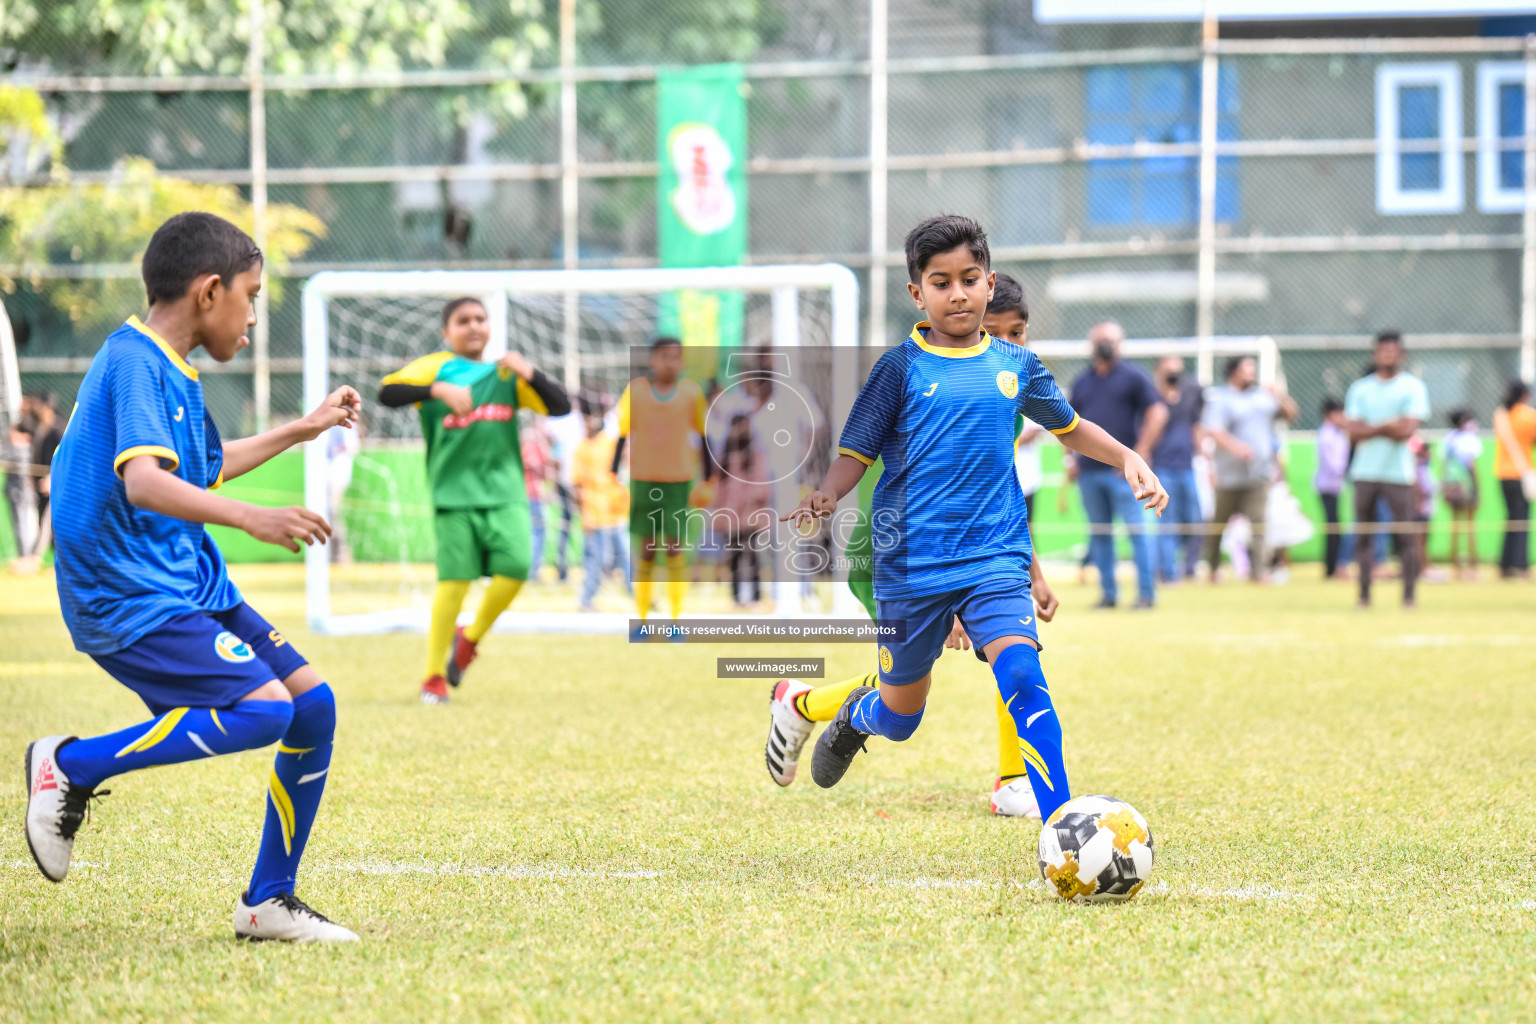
top-left (4, 419), bottom-right (36, 558)
top-left (521, 418), bottom-right (553, 581)
top-left (1492, 380), bottom-right (1536, 579)
top-left (1068, 320), bottom-right (1168, 609)
top-left (1411, 435), bottom-right (1435, 578)
top-left (1201, 356), bottom-right (1298, 582)
top-left (546, 408), bottom-right (585, 583)
top-left (26, 393), bottom-right (61, 553)
top-left (1442, 409), bottom-right (1482, 578)
top-left (325, 420), bottom-right (361, 565)
top-left (1150, 355), bottom-right (1204, 583)
top-left (1315, 397), bottom-right (1351, 579)
top-left (1013, 418), bottom-right (1044, 522)
top-left (711, 413), bottom-right (772, 609)
top-left (572, 413), bottom-right (630, 610)
top-left (1343, 331), bottom-right (1430, 607)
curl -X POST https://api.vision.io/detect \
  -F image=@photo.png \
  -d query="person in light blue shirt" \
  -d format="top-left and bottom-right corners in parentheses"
top-left (1344, 330), bottom-right (1430, 607)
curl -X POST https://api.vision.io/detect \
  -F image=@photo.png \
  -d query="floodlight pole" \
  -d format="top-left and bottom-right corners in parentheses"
top-left (1521, 34), bottom-right (1536, 384)
top-left (868, 0), bottom-right (889, 349)
top-left (1195, 0), bottom-right (1219, 387)
top-left (560, 0), bottom-right (581, 395)
top-left (249, 0), bottom-right (270, 431)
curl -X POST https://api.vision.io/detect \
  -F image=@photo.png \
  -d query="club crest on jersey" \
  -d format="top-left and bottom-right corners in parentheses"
top-left (442, 403), bottom-right (513, 430)
top-left (878, 645), bottom-right (894, 673)
top-left (214, 631), bottom-right (255, 663)
top-left (996, 371), bottom-right (1018, 400)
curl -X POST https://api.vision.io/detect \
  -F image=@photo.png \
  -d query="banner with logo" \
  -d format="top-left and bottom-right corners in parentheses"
top-left (657, 63), bottom-right (748, 354)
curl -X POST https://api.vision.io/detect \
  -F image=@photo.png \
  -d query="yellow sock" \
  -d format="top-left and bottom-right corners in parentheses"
top-left (635, 558), bottom-right (655, 620)
top-left (995, 690), bottom-right (1028, 781)
top-left (795, 673), bottom-right (878, 722)
top-left (464, 575), bottom-right (523, 644)
top-left (666, 551), bottom-right (687, 619)
top-left (427, 580), bottom-right (472, 678)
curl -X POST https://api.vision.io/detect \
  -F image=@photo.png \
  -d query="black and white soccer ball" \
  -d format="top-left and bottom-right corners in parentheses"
top-left (1038, 794), bottom-right (1154, 904)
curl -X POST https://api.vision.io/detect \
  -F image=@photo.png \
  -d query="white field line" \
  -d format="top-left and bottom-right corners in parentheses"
top-left (1381, 634), bottom-right (1534, 648)
top-left (313, 860), bottom-right (667, 881)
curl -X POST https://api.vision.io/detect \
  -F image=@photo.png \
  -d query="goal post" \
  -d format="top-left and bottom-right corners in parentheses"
top-left (301, 264), bottom-right (861, 636)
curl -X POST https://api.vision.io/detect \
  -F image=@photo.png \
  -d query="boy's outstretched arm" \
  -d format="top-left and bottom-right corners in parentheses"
top-left (221, 385), bottom-right (361, 483)
top-left (1057, 419), bottom-right (1169, 516)
top-left (780, 453), bottom-right (867, 525)
top-left (121, 456), bottom-right (331, 553)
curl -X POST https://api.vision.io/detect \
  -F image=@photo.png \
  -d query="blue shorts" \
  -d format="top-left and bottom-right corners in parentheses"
top-left (874, 575), bottom-right (1039, 686)
top-left (91, 603), bottom-right (308, 715)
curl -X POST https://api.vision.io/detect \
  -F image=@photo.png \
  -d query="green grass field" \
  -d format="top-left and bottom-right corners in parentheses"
top-left (2, 566), bottom-right (1534, 1022)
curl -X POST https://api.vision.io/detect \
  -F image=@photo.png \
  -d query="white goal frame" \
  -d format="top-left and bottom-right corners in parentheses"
top-left (302, 264), bottom-right (861, 636)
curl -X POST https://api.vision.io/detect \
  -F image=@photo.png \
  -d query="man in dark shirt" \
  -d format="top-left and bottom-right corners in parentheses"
top-left (1069, 321), bottom-right (1168, 608)
top-left (1151, 357), bottom-right (1205, 583)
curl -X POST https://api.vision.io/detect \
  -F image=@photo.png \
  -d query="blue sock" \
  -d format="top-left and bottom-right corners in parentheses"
top-left (55, 701), bottom-right (294, 790)
top-left (992, 644), bottom-right (1071, 821)
top-left (248, 684), bottom-right (336, 904)
top-left (849, 689), bottom-right (924, 741)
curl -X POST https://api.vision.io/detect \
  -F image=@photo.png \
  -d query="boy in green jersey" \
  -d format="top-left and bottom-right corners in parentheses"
top-left (379, 297), bottom-right (570, 703)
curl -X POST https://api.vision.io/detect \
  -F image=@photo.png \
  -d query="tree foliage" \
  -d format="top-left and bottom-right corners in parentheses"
top-left (1, 153), bottom-right (325, 321)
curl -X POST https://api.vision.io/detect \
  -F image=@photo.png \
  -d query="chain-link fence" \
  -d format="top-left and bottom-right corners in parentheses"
top-left (5, 4), bottom-right (1534, 434)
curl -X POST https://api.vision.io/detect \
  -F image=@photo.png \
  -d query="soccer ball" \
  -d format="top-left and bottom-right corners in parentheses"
top-left (1037, 794), bottom-right (1154, 904)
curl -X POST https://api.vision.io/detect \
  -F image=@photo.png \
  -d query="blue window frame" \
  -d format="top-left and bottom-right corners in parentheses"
top-left (1478, 61), bottom-right (1528, 213)
top-left (1084, 63), bottom-right (1238, 228)
top-left (1376, 63), bottom-right (1463, 215)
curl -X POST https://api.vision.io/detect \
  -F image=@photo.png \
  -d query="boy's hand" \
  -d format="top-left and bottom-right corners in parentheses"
top-left (239, 504), bottom-right (332, 553)
top-left (779, 489), bottom-right (837, 527)
top-left (944, 616), bottom-right (971, 651)
top-left (431, 382), bottom-right (475, 417)
top-left (299, 386), bottom-right (362, 440)
top-left (1033, 576), bottom-right (1060, 622)
top-left (498, 351), bottom-right (534, 381)
top-left (1124, 454), bottom-right (1168, 517)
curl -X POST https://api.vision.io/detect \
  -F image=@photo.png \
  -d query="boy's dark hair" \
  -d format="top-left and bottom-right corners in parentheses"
top-left (442, 296), bottom-right (486, 326)
top-left (1503, 379), bottom-right (1532, 410)
top-left (904, 214), bottom-right (990, 283)
top-left (652, 336), bottom-right (682, 350)
top-left (1374, 329), bottom-right (1403, 347)
top-left (141, 212), bottom-right (263, 306)
top-left (1448, 407), bottom-right (1473, 429)
top-left (1224, 354), bottom-right (1254, 380)
top-left (986, 273), bottom-right (1027, 322)
top-left (1321, 396), bottom-right (1343, 416)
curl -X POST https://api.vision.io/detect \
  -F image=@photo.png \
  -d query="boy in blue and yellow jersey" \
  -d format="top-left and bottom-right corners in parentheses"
top-left (377, 297), bottom-right (571, 704)
top-left (24, 212), bottom-right (363, 943)
top-left (765, 274), bottom-right (1064, 818)
top-left (782, 215), bottom-right (1168, 822)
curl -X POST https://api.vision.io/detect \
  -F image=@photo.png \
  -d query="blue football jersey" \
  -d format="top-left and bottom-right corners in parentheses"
top-left (51, 317), bottom-right (242, 655)
top-left (837, 322), bottom-right (1079, 599)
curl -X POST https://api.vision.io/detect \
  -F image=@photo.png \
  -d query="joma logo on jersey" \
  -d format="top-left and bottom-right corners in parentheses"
top-left (442, 404), bottom-right (513, 430)
top-left (214, 631), bottom-right (255, 663)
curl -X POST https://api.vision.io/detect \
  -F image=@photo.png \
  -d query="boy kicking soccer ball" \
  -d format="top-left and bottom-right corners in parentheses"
top-left (781, 216), bottom-right (1167, 822)
top-left (24, 212), bottom-right (361, 941)
top-left (765, 274), bottom-right (1060, 817)
top-left (378, 297), bottom-right (571, 703)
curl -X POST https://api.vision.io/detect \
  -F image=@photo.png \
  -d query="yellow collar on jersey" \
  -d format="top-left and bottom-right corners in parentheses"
top-left (909, 321), bottom-right (992, 359)
top-left (127, 316), bottom-right (199, 381)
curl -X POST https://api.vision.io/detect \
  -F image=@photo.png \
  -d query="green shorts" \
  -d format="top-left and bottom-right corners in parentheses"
top-left (434, 504), bottom-right (533, 581)
top-left (629, 479), bottom-right (692, 545)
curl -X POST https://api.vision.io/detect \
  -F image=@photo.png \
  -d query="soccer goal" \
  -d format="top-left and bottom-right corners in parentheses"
top-left (302, 264), bottom-right (861, 636)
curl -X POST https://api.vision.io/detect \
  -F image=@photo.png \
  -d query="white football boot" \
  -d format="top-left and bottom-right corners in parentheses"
top-left (990, 776), bottom-right (1041, 819)
top-left (765, 679), bottom-right (815, 786)
top-left (24, 735), bottom-right (107, 883)
top-left (235, 892), bottom-right (359, 943)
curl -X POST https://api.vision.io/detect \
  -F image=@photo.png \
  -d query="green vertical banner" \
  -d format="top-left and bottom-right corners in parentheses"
top-left (657, 63), bottom-right (748, 361)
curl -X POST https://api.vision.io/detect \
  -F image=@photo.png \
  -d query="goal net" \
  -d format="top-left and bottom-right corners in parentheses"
top-left (302, 265), bottom-right (861, 636)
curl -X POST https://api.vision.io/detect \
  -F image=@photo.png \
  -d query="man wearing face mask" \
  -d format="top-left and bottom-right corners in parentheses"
top-left (1068, 321), bottom-right (1168, 609)
top-left (1150, 357), bottom-right (1205, 583)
